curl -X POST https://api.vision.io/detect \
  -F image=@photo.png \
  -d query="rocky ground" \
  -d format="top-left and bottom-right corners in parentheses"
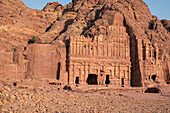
top-left (0, 80), bottom-right (170, 113)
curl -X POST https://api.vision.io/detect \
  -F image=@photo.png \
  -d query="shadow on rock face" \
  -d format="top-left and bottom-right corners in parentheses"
top-left (144, 87), bottom-right (161, 93)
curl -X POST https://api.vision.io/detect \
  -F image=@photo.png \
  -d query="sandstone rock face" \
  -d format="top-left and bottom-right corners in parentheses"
top-left (0, 0), bottom-right (169, 86)
top-left (0, 0), bottom-right (62, 80)
top-left (161, 19), bottom-right (170, 39)
top-left (25, 43), bottom-right (67, 83)
top-left (0, 0), bottom-right (59, 51)
top-left (161, 19), bottom-right (170, 32)
top-left (42, 2), bottom-right (64, 13)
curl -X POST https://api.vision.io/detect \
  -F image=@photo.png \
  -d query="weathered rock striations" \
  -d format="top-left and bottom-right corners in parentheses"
top-left (161, 19), bottom-right (170, 32)
top-left (0, 0), bottom-right (62, 79)
top-left (0, 0), bottom-right (169, 86)
top-left (42, 1), bottom-right (64, 12)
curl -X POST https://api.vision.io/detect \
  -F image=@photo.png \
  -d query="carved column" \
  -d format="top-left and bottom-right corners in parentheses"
top-left (118, 44), bottom-right (120, 57)
top-left (97, 45), bottom-right (99, 56)
top-left (70, 42), bottom-right (72, 55)
top-left (120, 46), bottom-right (122, 58)
top-left (103, 44), bottom-right (106, 56)
top-left (82, 43), bottom-right (84, 55)
top-left (122, 46), bottom-right (124, 58)
top-left (69, 63), bottom-right (74, 84)
top-left (90, 45), bottom-right (92, 55)
top-left (88, 43), bottom-right (90, 55)
top-left (156, 46), bottom-right (159, 62)
top-left (108, 44), bottom-right (111, 57)
top-left (112, 66), bottom-right (115, 78)
top-left (116, 46), bottom-right (118, 57)
top-left (107, 44), bottom-right (109, 56)
top-left (84, 64), bottom-right (87, 84)
top-left (85, 43), bottom-right (87, 55)
top-left (118, 65), bottom-right (120, 79)
top-left (78, 43), bottom-right (80, 55)
top-left (79, 68), bottom-right (82, 84)
top-left (71, 43), bottom-right (74, 55)
top-left (146, 43), bottom-right (150, 59)
top-left (113, 46), bottom-right (115, 57)
top-left (73, 42), bottom-right (76, 55)
top-left (75, 43), bottom-right (77, 55)
top-left (111, 44), bottom-right (113, 57)
top-left (94, 45), bottom-right (96, 56)
top-left (80, 43), bottom-right (83, 55)
top-left (125, 46), bottom-right (127, 58)
top-left (85, 63), bottom-right (90, 84)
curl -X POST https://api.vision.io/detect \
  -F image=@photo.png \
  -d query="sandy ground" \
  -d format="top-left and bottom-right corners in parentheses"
top-left (0, 80), bottom-right (170, 113)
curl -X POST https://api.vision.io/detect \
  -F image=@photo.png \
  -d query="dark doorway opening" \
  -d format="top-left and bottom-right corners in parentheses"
top-left (75, 77), bottom-right (79, 84)
top-left (13, 82), bottom-right (17, 86)
top-left (121, 78), bottom-right (124, 87)
top-left (151, 75), bottom-right (156, 81)
top-left (105, 75), bottom-right (110, 84)
top-left (57, 62), bottom-right (61, 80)
top-left (86, 74), bottom-right (98, 85)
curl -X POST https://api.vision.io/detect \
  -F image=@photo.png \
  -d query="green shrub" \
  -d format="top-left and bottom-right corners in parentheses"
top-left (33, 88), bottom-right (37, 92)
top-left (43, 42), bottom-right (49, 44)
top-left (24, 55), bottom-right (27, 60)
top-left (28, 36), bottom-right (36, 44)
top-left (119, 94), bottom-right (123, 96)
top-left (10, 15), bottom-right (14, 17)
top-left (3, 83), bottom-right (8, 86)
top-left (108, 93), bottom-right (111, 96)
top-left (43, 42), bottom-right (52, 44)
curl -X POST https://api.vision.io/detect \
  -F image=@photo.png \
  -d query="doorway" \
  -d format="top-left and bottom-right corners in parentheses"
top-left (151, 75), bottom-right (156, 81)
top-left (75, 77), bottom-right (79, 84)
top-left (56, 62), bottom-right (61, 80)
top-left (105, 75), bottom-right (110, 84)
top-left (121, 78), bottom-right (124, 87)
top-left (86, 74), bottom-right (98, 85)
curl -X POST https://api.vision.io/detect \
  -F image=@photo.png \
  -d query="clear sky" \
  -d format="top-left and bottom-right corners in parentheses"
top-left (21, 0), bottom-right (170, 20)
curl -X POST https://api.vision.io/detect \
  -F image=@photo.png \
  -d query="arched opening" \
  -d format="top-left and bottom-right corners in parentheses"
top-left (154, 50), bottom-right (156, 59)
top-left (57, 62), bottom-right (61, 80)
top-left (145, 87), bottom-right (160, 93)
top-left (75, 77), bottom-right (79, 84)
top-left (121, 78), bottom-right (124, 87)
top-left (149, 50), bottom-right (151, 57)
top-left (86, 74), bottom-right (98, 85)
top-left (105, 75), bottom-right (110, 84)
top-left (149, 75), bottom-right (150, 80)
top-left (151, 75), bottom-right (156, 81)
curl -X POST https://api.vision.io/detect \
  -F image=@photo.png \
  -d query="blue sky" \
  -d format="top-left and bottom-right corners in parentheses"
top-left (21, 0), bottom-right (170, 20)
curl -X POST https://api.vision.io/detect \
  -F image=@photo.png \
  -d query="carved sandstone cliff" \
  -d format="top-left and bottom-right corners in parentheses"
top-left (0, 0), bottom-right (64, 79)
top-left (39, 0), bottom-right (170, 86)
top-left (0, 0), bottom-right (169, 86)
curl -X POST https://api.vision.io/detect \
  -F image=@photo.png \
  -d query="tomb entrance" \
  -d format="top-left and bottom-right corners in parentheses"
top-left (87, 74), bottom-right (98, 85)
